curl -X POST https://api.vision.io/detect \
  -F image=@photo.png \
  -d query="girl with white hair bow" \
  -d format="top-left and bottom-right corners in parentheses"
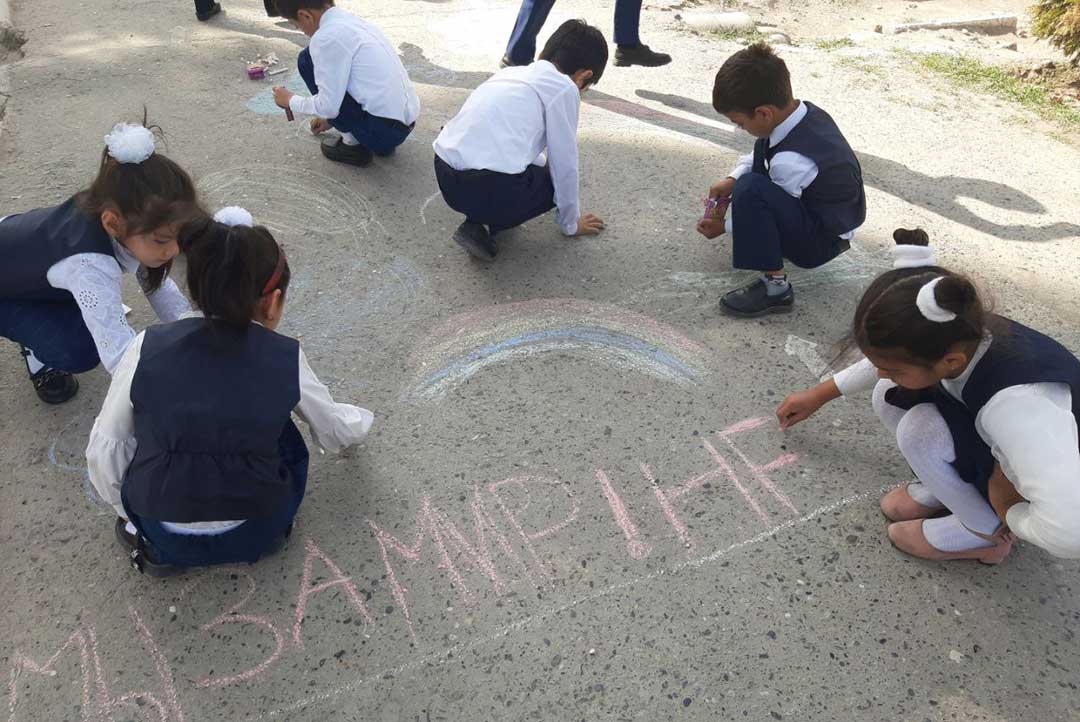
top-left (777, 228), bottom-right (1080, 563)
top-left (0, 121), bottom-right (199, 405)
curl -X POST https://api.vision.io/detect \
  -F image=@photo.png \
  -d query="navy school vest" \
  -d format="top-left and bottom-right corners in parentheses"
top-left (751, 102), bottom-right (867, 238)
top-left (885, 318), bottom-right (1080, 496)
top-left (122, 317), bottom-right (303, 523)
top-left (0, 196), bottom-right (117, 301)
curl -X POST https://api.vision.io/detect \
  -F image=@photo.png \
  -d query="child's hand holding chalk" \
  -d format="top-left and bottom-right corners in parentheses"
top-left (775, 379), bottom-right (840, 430)
top-left (272, 86), bottom-right (294, 110)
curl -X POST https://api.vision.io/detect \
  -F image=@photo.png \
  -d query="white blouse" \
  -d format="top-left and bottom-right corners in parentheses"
top-left (86, 314), bottom-right (374, 529)
top-left (835, 344), bottom-right (1080, 559)
top-left (44, 238), bottom-right (191, 373)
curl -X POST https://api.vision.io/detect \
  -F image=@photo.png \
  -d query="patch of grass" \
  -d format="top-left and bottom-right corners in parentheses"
top-left (711, 27), bottom-right (764, 43)
top-left (814, 37), bottom-right (855, 51)
top-left (836, 56), bottom-right (887, 78)
top-left (912, 52), bottom-right (1080, 128)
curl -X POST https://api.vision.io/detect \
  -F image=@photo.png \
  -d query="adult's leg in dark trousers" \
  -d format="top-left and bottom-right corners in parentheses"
top-left (505, 0), bottom-right (557, 65)
top-left (0, 299), bottom-right (101, 374)
top-left (613, 0), bottom-right (642, 46)
top-left (730, 173), bottom-right (836, 272)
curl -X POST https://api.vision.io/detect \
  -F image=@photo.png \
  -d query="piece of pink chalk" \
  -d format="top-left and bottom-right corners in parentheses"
top-left (247, 65), bottom-right (266, 80)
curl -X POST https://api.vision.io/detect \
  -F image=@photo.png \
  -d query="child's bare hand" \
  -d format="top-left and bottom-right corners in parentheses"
top-left (310, 118), bottom-right (332, 135)
top-left (708, 177), bottom-right (736, 200)
top-left (272, 86), bottom-right (294, 109)
top-left (696, 217), bottom-right (726, 239)
top-left (574, 213), bottom-right (605, 236)
top-left (776, 389), bottom-right (825, 430)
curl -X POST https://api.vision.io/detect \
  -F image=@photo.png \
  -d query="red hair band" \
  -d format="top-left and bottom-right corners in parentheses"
top-left (261, 244), bottom-right (286, 296)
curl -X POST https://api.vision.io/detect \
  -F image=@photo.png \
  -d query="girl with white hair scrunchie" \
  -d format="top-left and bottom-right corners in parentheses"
top-left (776, 228), bottom-right (1080, 563)
top-left (0, 120), bottom-right (199, 405)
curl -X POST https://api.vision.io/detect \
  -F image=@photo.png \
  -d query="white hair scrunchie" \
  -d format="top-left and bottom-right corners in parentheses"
top-left (893, 244), bottom-right (937, 269)
top-left (916, 277), bottom-right (957, 323)
top-left (213, 206), bottom-right (255, 227)
top-left (104, 123), bottom-right (156, 164)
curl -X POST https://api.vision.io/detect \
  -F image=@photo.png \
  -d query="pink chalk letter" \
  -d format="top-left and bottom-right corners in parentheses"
top-left (293, 538), bottom-right (375, 650)
top-left (595, 470), bottom-right (652, 560)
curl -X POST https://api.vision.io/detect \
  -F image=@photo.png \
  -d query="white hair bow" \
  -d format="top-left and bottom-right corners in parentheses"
top-left (104, 123), bottom-right (156, 164)
top-left (213, 206), bottom-right (255, 227)
top-left (916, 277), bottom-right (957, 323)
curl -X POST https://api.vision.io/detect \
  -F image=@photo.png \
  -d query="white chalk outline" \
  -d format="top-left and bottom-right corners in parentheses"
top-left (251, 483), bottom-right (897, 721)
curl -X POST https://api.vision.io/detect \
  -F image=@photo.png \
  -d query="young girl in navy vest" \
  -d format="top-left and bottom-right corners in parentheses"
top-left (0, 122), bottom-right (198, 404)
top-left (86, 208), bottom-right (373, 574)
top-left (777, 230), bottom-right (1080, 562)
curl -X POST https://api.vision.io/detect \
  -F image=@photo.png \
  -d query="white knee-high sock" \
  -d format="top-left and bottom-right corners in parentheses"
top-left (923, 514), bottom-right (992, 552)
top-left (896, 404), bottom-right (1002, 546)
top-left (22, 347), bottom-right (45, 375)
top-left (341, 132), bottom-right (360, 146)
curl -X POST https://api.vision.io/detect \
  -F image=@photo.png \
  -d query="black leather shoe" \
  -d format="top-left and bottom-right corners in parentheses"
top-left (320, 137), bottom-right (373, 167)
top-left (114, 518), bottom-right (182, 577)
top-left (196, 2), bottom-right (222, 21)
top-left (264, 0), bottom-right (280, 16)
top-left (614, 44), bottom-right (672, 67)
top-left (720, 278), bottom-right (794, 318)
top-left (500, 55), bottom-right (529, 69)
top-left (452, 222), bottom-right (497, 261)
top-left (31, 367), bottom-right (79, 404)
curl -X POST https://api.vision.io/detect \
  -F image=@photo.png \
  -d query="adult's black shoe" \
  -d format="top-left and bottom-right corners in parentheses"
top-left (264, 0), bottom-right (280, 16)
top-left (452, 222), bottom-right (497, 261)
top-left (720, 278), bottom-right (794, 318)
top-left (31, 367), bottom-right (79, 404)
top-left (614, 44), bottom-right (672, 68)
top-left (196, 2), bottom-right (222, 21)
top-left (320, 137), bottom-right (374, 167)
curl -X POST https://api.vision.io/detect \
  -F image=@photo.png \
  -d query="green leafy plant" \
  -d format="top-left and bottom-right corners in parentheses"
top-left (1031, 0), bottom-right (1080, 63)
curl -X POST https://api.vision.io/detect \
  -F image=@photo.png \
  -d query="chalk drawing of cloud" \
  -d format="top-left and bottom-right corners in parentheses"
top-left (404, 299), bottom-right (710, 401)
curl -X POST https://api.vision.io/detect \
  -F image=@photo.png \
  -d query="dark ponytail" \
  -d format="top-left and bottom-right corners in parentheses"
top-left (180, 216), bottom-right (290, 328)
top-left (75, 113), bottom-right (201, 292)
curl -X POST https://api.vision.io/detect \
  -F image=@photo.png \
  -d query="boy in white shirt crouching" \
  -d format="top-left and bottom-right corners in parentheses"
top-left (432, 19), bottom-right (606, 262)
top-left (273, 0), bottom-right (420, 168)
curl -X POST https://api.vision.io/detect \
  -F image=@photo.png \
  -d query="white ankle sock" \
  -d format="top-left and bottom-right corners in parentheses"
top-left (762, 273), bottom-right (790, 296)
top-left (23, 349), bottom-right (45, 375)
top-left (923, 515), bottom-right (993, 552)
top-left (341, 132), bottom-right (360, 146)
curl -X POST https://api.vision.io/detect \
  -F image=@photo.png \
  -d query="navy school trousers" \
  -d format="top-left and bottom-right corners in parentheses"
top-left (0, 297), bottom-right (100, 373)
top-left (434, 155), bottom-right (557, 236)
top-left (730, 173), bottom-right (847, 272)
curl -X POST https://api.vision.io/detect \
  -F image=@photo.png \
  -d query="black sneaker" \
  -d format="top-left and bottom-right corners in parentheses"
top-left (614, 44), bottom-right (672, 68)
top-left (320, 137), bottom-right (373, 167)
top-left (720, 278), bottom-right (794, 318)
top-left (196, 2), bottom-right (222, 21)
top-left (452, 222), bottom-right (497, 261)
top-left (114, 518), bottom-right (182, 578)
top-left (31, 367), bottom-right (79, 404)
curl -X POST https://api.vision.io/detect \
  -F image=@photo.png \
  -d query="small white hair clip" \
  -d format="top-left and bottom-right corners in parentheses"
top-left (893, 244), bottom-right (937, 269)
top-left (104, 123), bottom-right (156, 164)
top-left (213, 206), bottom-right (255, 227)
top-left (916, 277), bottom-right (957, 323)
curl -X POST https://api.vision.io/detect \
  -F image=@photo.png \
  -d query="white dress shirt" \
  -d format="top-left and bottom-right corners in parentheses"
top-left (86, 313), bottom-right (374, 531)
top-left (724, 101), bottom-right (857, 241)
top-left (42, 238), bottom-right (191, 374)
top-left (834, 343), bottom-right (1080, 558)
top-left (433, 60), bottom-right (582, 236)
top-left (288, 6), bottom-right (420, 126)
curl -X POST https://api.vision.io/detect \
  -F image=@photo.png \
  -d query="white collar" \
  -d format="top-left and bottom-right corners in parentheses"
top-left (769, 101), bottom-right (807, 148)
top-left (110, 237), bottom-right (141, 274)
top-left (941, 335), bottom-right (993, 397)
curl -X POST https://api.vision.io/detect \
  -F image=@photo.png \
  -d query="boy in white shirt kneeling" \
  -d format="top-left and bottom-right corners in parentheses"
top-left (432, 19), bottom-right (606, 262)
top-left (273, 0), bottom-right (420, 168)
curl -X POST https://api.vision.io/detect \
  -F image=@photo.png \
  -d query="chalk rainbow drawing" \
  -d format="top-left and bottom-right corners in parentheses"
top-left (403, 299), bottom-right (710, 400)
top-left (246, 71), bottom-right (309, 117)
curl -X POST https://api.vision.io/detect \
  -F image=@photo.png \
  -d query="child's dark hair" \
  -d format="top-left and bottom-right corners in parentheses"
top-left (181, 216), bottom-right (291, 329)
top-left (75, 115), bottom-right (199, 292)
top-left (538, 19), bottom-right (609, 86)
top-left (273, 0), bottom-right (333, 20)
top-left (850, 228), bottom-right (990, 366)
top-left (712, 42), bottom-right (793, 115)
